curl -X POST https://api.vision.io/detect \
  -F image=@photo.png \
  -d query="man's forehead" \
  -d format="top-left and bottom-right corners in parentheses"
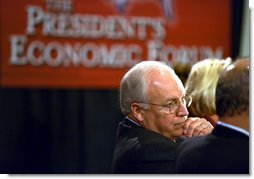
top-left (148, 72), bottom-right (185, 96)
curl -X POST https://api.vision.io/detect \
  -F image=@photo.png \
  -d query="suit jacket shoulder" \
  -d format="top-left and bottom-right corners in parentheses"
top-left (175, 124), bottom-right (249, 174)
top-left (112, 118), bottom-right (182, 174)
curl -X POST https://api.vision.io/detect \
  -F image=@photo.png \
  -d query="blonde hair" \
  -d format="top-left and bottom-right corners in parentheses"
top-left (185, 58), bottom-right (231, 117)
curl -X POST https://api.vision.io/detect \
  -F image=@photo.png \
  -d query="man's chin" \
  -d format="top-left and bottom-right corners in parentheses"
top-left (173, 129), bottom-right (184, 138)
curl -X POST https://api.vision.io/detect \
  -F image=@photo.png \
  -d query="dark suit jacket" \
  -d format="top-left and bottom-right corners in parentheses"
top-left (111, 117), bottom-right (184, 174)
top-left (175, 123), bottom-right (249, 174)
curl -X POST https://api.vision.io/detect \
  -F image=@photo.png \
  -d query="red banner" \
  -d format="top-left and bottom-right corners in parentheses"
top-left (0, 0), bottom-right (231, 88)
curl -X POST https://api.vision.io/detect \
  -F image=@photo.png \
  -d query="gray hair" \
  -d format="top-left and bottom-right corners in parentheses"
top-left (119, 61), bottom-right (175, 115)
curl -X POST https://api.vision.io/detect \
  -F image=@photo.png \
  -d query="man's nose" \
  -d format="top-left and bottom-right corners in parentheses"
top-left (177, 102), bottom-right (189, 117)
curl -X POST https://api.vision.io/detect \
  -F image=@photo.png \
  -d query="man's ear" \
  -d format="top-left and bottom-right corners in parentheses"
top-left (130, 103), bottom-right (144, 122)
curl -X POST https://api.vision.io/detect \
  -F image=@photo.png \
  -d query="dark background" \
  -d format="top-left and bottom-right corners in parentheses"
top-left (0, 0), bottom-right (246, 174)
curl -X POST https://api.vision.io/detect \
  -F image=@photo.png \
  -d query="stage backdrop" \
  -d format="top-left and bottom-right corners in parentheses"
top-left (1, 0), bottom-right (231, 88)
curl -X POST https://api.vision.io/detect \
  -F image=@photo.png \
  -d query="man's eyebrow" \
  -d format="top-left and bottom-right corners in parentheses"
top-left (165, 94), bottom-right (187, 103)
top-left (165, 98), bottom-right (178, 103)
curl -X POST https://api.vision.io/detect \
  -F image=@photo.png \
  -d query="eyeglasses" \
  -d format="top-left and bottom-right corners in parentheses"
top-left (139, 95), bottom-right (192, 114)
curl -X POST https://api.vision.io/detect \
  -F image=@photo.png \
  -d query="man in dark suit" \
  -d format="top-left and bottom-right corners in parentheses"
top-left (111, 61), bottom-right (214, 174)
top-left (175, 58), bottom-right (249, 174)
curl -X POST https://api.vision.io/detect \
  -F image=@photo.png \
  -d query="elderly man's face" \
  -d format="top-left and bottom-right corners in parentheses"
top-left (142, 70), bottom-right (189, 139)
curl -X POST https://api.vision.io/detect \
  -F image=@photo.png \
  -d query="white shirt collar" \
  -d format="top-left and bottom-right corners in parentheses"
top-left (217, 121), bottom-right (249, 136)
top-left (125, 116), bottom-right (142, 127)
